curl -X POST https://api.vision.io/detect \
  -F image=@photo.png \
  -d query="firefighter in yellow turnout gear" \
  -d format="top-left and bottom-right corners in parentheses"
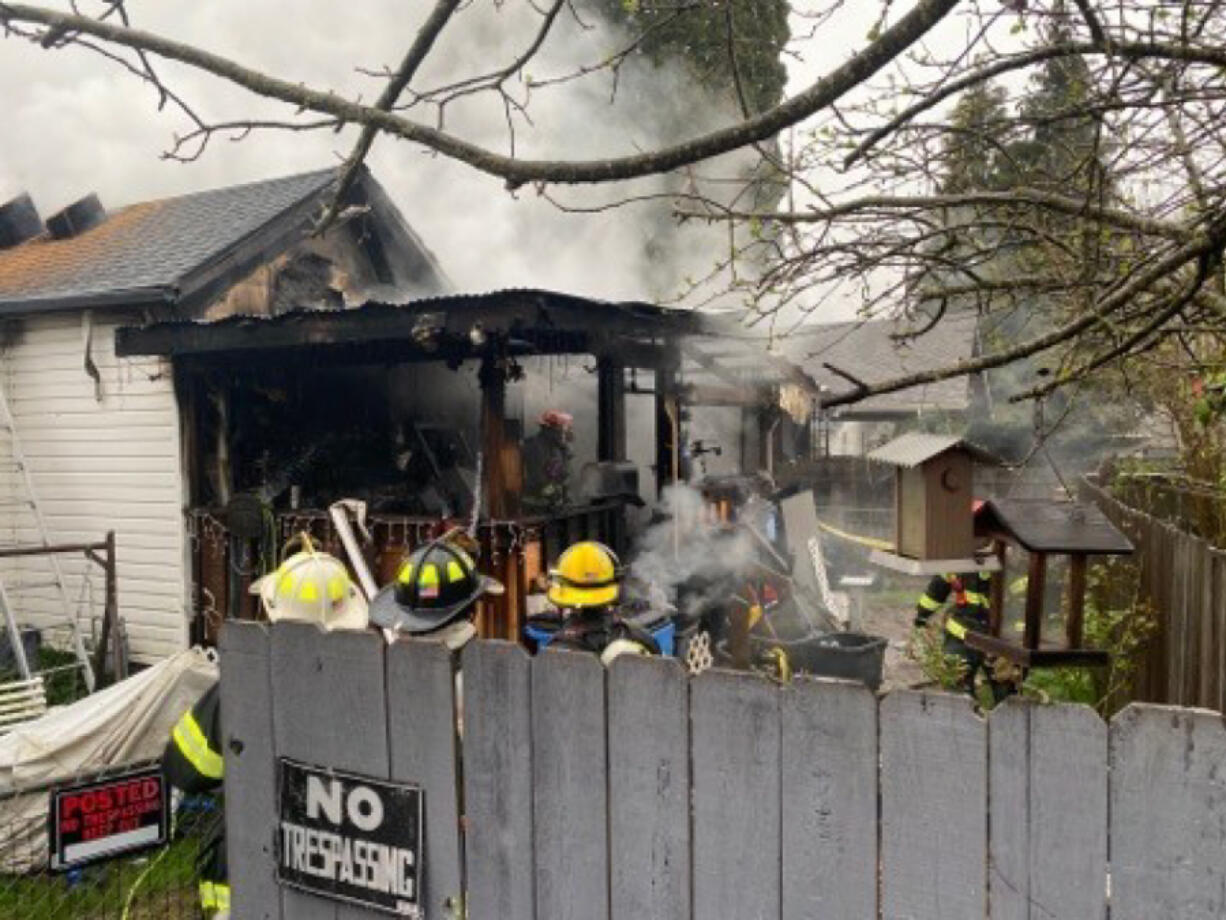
top-left (163, 682), bottom-right (228, 915)
top-left (914, 570), bottom-right (1012, 702)
top-left (547, 541), bottom-right (659, 663)
top-left (162, 537), bottom-right (368, 918)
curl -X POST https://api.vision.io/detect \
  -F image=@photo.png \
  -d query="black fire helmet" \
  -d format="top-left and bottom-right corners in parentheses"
top-left (370, 539), bottom-right (504, 635)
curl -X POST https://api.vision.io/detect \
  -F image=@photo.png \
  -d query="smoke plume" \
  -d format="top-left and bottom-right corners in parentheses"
top-left (628, 483), bottom-right (762, 617)
top-left (1, 0), bottom-right (766, 307)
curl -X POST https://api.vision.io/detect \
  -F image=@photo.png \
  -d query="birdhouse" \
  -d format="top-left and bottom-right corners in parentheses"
top-left (965, 498), bottom-right (1134, 668)
top-left (867, 433), bottom-right (1001, 571)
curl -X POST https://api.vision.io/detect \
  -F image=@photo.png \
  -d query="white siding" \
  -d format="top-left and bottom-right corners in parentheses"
top-left (0, 311), bottom-right (186, 663)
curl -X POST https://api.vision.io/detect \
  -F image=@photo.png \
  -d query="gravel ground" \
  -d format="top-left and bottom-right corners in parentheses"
top-left (855, 587), bottom-right (929, 693)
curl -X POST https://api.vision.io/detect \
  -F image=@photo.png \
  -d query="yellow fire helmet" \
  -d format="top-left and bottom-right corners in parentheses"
top-left (547, 541), bottom-right (622, 610)
top-left (249, 534), bottom-right (368, 631)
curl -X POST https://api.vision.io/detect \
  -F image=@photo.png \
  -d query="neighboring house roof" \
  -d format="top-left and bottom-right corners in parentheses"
top-left (0, 167), bottom-right (446, 315)
top-left (782, 312), bottom-right (979, 415)
top-left (975, 499), bottom-right (1134, 555)
top-left (868, 431), bottom-right (1001, 468)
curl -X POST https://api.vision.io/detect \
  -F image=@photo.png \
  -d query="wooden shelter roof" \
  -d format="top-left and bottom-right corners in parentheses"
top-left (974, 499), bottom-right (1134, 555)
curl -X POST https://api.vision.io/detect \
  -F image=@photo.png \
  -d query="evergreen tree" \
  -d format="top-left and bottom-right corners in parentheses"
top-left (587, 0), bottom-right (790, 116)
top-left (940, 81), bottom-right (1011, 194)
top-left (1006, 6), bottom-right (1110, 201)
top-left (578, 0), bottom-right (792, 295)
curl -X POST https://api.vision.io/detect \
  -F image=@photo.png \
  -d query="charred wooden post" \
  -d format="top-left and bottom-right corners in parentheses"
top-left (596, 356), bottom-right (626, 463)
top-left (655, 349), bottom-right (680, 497)
top-left (479, 355), bottom-right (513, 639)
top-left (479, 355), bottom-right (509, 520)
top-left (727, 604), bottom-right (751, 671)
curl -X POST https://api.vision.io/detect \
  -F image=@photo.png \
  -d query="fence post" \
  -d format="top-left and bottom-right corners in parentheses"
top-left (988, 700), bottom-right (1107, 920)
top-left (219, 621), bottom-right (280, 920)
top-left (781, 677), bottom-right (877, 919)
top-left (691, 669), bottom-right (781, 920)
top-left (531, 649), bottom-right (608, 920)
top-left (1110, 703), bottom-right (1226, 919)
top-left (385, 639), bottom-right (463, 920)
top-left (607, 654), bottom-right (690, 920)
top-left (881, 690), bottom-right (987, 920)
top-left (270, 622), bottom-right (389, 920)
top-left (462, 640), bottom-right (534, 920)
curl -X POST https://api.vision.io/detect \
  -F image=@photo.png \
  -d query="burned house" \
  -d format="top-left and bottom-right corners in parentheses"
top-left (115, 290), bottom-right (818, 643)
top-left (0, 165), bottom-right (821, 659)
top-left (0, 168), bottom-right (445, 662)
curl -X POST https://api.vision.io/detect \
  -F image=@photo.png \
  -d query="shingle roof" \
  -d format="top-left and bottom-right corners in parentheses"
top-left (868, 431), bottom-right (1001, 468)
top-left (781, 312), bottom-right (979, 414)
top-left (0, 169), bottom-right (338, 313)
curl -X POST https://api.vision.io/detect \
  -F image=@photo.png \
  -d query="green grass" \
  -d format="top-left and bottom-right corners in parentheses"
top-left (0, 835), bottom-right (200, 920)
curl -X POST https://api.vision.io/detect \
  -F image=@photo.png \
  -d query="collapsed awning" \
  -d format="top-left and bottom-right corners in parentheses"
top-left (116, 288), bottom-right (820, 400)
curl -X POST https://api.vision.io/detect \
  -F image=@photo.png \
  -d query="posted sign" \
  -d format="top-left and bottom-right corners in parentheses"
top-left (49, 765), bottom-right (169, 870)
top-left (276, 758), bottom-right (423, 918)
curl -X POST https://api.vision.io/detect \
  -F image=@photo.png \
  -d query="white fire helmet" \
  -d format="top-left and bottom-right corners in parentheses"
top-left (249, 535), bottom-right (368, 631)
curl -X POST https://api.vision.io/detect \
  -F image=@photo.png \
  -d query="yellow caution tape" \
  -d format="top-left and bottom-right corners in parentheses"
top-left (814, 519), bottom-right (895, 552)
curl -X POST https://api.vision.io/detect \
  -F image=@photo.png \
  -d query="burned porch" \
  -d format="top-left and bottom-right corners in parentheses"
top-left (115, 289), bottom-right (802, 642)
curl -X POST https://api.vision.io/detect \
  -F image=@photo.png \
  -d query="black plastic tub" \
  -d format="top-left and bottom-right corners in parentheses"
top-left (750, 630), bottom-right (887, 690)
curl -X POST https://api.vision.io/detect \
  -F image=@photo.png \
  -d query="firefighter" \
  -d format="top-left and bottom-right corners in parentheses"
top-left (162, 537), bottom-right (368, 919)
top-left (913, 568), bottom-right (1012, 702)
top-left (368, 535), bottom-right (504, 647)
top-left (545, 541), bottom-right (659, 663)
top-left (522, 409), bottom-right (574, 513)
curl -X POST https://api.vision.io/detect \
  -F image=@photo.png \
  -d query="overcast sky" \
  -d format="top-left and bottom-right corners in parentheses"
top-left (0, 0), bottom-right (1004, 320)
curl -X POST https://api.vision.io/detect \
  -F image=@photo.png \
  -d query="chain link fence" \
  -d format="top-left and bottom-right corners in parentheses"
top-left (0, 760), bottom-right (216, 920)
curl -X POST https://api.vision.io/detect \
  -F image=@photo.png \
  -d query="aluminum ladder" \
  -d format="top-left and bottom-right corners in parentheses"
top-left (0, 384), bottom-right (96, 691)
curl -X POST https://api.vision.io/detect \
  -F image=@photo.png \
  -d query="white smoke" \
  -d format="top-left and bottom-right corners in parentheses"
top-left (1, 0), bottom-right (767, 306)
top-left (628, 483), bottom-right (763, 617)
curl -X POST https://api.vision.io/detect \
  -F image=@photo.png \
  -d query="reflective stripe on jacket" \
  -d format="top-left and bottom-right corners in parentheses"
top-left (199, 880), bottom-right (231, 913)
top-left (915, 571), bottom-right (993, 634)
top-left (162, 680), bottom-right (228, 911)
top-left (163, 681), bottom-right (224, 793)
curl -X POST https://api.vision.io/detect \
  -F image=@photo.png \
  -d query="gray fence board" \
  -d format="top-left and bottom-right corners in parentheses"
top-left (1111, 704), bottom-right (1226, 920)
top-left (386, 639), bottom-right (463, 920)
top-left (531, 649), bottom-right (608, 920)
top-left (220, 621), bottom-right (280, 920)
top-left (462, 640), bottom-right (534, 920)
top-left (1211, 554), bottom-right (1221, 711)
top-left (270, 623), bottom-right (390, 920)
top-left (691, 669), bottom-right (780, 920)
top-left (1219, 555), bottom-right (1226, 714)
top-left (881, 690), bottom-right (987, 920)
top-left (989, 701), bottom-right (1107, 920)
top-left (781, 677), bottom-right (877, 920)
top-left (607, 655), bottom-right (690, 920)
top-left (220, 630), bottom-right (1226, 920)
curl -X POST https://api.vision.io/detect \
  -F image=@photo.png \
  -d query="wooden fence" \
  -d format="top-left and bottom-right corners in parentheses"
top-left (219, 621), bottom-right (1226, 920)
top-left (1084, 478), bottom-right (1226, 710)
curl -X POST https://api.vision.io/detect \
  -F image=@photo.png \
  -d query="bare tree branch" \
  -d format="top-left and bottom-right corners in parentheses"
top-left (317, 0), bottom-right (461, 231)
top-left (681, 188), bottom-right (1187, 239)
top-left (0, 0), bottom-right (962, 187)
top-left (818, 222), bottom-right (1226, 409)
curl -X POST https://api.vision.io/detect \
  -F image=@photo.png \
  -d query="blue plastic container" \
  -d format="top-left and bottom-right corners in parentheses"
top-left (525, 618), bottom-right (675, 656)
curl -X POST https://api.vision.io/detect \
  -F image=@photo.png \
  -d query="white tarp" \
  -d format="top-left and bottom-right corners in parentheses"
top-left (0, 647), bottom-right (219, 872)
